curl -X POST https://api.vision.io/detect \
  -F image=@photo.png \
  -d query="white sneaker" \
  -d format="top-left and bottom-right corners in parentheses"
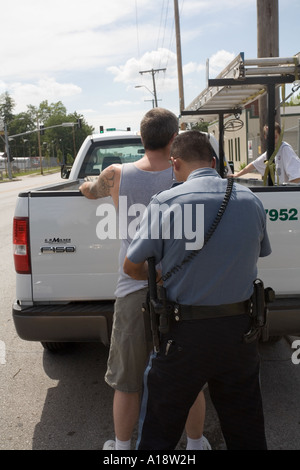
top-left (202, 436), bottom-right (212, 450)
top-left (103, 439), bottom-right (116, 450)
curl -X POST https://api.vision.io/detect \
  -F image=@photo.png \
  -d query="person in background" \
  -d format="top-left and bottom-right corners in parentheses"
top-left (233, 122), bottom-right (300, 183)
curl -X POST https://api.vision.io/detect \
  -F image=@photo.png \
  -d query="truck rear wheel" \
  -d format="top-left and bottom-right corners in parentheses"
top-left (41, 342), bottom-right (70, 352)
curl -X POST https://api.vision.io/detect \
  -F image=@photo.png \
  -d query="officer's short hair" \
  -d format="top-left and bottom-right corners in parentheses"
top-left (170, 130), bottom-right (214, 163)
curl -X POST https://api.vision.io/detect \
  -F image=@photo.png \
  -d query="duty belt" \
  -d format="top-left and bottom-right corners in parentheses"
top-left (170, 300), bottom-right (251, 322)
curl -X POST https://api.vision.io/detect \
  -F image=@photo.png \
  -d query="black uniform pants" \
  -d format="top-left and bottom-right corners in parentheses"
top-left (136, 314), bottom-right (267, 450)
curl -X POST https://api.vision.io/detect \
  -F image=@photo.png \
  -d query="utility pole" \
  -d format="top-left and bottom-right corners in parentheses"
top-left (37, 118), bottom-right (43, 175)
top-left (4, 123), bottom-right (12, 180)
top-left (144, 99), bottom-right (162, 108)
top-left (139, 68), bottom-right (166, 107)
top-left (174, 0), bottom-right (186, 130)
top-left (0, 119), bottom-right (13, 180)
top-left (257, 0), bottom-right (280, 153)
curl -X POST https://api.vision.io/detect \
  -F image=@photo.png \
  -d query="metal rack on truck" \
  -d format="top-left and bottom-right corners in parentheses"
top-left (181, 52), bottom-right (300, 184)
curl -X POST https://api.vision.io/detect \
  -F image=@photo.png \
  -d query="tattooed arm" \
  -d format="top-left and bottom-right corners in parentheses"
top-left (79, 164), bottom-right (121, 206)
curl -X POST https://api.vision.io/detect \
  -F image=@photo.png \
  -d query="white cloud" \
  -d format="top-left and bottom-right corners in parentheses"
top-left (208, 50), bottom-right (236, 76)
top-left (6, 79), bottom-right (81, 113)
top-left (0, 0), bottom-right (158, 82)
top-left (82, 107), bottom-right (146, 133)
top-left (107, 48), bottom-right (179, 100)
top-left (0, 0), bottom-right (267, 132)
top-left (108, 48), bottom-right (176, 84)
top-left (106, 100), bottom-right (140, 107)
top-left (107, 47), bottom-right (231, 97)
top-left (183, 62), bottom-right (202, 75)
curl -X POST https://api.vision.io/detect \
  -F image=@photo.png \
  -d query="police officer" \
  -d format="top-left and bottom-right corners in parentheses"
top-left (123, 130), bottom-right (271, 450)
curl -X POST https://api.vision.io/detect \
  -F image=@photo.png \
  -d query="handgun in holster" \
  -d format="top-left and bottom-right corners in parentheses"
top-left (142, 257), bottom-right (171, 353)
top-left (244, 279), bottom-right (275, 343)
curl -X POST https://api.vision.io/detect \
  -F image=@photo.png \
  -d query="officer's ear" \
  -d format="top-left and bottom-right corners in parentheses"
top-left (170, 156), bottom-right (181, 171)
top-left (212, 157), bottom-right (216, 169)
top-left (170, 132), bottom-right (178, 144)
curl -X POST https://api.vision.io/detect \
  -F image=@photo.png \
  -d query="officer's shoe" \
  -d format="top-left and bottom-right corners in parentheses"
top-left (202, 436), bottom-right (212, 450)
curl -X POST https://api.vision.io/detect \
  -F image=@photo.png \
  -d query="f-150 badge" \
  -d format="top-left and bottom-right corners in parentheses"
top-left (41, 236), bottom-right (75, 253)
top-left (40, 246), bottom-right (76, 253)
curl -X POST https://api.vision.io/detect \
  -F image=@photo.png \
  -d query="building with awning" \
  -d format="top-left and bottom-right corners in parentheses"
top-left (181, 52), bottom-right (300, 183)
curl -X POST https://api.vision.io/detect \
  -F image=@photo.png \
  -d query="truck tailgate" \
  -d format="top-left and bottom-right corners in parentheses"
top-left (254, 187), bottom-right (300, 296)
top-left (28, 190), bottom-right (120, 301)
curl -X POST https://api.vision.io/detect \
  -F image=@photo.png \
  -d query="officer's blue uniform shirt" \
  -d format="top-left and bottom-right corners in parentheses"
top-left (127, 168), bottom-right (271, 305)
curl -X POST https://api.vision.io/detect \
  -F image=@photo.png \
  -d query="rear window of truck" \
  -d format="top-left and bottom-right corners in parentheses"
top-left (78, 138), bottom-right (145, 178)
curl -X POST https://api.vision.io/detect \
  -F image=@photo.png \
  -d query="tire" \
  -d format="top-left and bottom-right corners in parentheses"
top-left (267, 335), bottom-right (283, 343)
top-left (41, 342), bottom-right (70, 352)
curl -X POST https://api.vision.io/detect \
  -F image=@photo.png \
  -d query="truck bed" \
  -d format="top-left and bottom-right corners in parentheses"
top-left (13, 175), bottom-right (300, 344)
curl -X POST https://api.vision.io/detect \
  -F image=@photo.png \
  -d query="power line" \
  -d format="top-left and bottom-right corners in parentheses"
top-left (156, 0), bottom-right (166, 53)
top-left (139, 68), bottom-right (167, 107)
top-left (158, 0), bottom-right (170, 69)
top-left (135, 0), bottom-right (140, 60)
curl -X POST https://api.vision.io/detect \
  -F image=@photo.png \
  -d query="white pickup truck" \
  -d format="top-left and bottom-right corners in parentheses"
top-left (12, 130), bottom-right (300, 351)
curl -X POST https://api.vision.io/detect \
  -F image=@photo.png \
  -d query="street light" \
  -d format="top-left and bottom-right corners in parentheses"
top-left (135, 85), bottom-right (161, 108)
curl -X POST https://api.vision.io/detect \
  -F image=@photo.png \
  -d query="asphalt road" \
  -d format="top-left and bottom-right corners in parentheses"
top-left (0, 172), bottom-right (300, 451)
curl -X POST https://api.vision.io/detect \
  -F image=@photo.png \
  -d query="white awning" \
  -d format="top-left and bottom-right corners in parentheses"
top-left (181, 52), bottom-right (300, 124)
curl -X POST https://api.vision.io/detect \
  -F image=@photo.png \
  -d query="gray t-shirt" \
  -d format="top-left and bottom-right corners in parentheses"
top-left (115, 162), bottom-right (174, 297)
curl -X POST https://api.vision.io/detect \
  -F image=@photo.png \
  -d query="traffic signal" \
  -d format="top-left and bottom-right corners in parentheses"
top-left (77, 118), bottom-right (82, 129)
top-left (100, 126), bottom-right (104, 133)
top-left (40, 125), bottom-right (45, 135)
top-left (6, 152), bottom-right (14, 162)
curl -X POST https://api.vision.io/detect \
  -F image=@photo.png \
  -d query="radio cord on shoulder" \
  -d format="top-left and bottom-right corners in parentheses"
top-left (159, 177), bottom-right (234, 283)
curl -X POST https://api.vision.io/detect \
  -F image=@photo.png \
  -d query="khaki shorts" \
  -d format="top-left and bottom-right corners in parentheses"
top-left (104, 288), bottom-right (152, 393)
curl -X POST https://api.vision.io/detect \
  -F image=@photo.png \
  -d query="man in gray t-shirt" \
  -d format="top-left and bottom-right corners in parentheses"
top-left (80, 110), bottom-right (211, 451)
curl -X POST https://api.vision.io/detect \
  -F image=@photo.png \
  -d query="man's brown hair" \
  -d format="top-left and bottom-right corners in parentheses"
top-left (140, 108), bottom-right (179, 150)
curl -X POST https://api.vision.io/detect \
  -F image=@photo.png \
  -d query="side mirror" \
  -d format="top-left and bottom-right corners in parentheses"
top-left (61, 164), bottom-right (71, 179)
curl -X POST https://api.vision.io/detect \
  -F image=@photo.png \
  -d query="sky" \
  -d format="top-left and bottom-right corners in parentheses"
top-left (0, 0), bottom-right (299, 133)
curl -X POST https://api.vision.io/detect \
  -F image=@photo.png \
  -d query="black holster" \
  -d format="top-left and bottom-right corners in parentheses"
top-left (144, 258), bottom-right (173, 352)
top-left (244, 279), bottom-right (275, 343)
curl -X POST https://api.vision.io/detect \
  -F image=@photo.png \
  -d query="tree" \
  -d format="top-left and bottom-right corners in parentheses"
top-left (191, 121), bottom-right (209, 133)
top-left (0, 94), bottom-right (94, 160)
top-left (8, 112), bottom-right (36, 158)
top-left (0, 92), bottom-right (16, 152)
top-left (41, 110), bottom-right (94, 163)
top-left (0, 92), bottom-right (15, 123)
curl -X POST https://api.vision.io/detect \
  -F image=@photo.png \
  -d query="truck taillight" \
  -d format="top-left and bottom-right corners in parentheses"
top-left (13, 217), bottom-right (31, 274)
